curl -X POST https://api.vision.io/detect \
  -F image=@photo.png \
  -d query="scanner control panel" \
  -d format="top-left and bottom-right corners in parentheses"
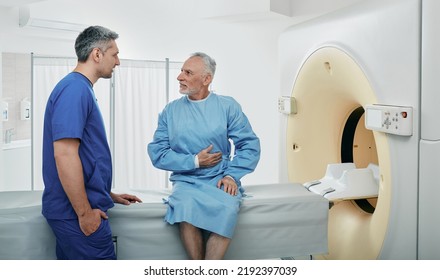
top-left (278, 96), bottom-right (297, 115)
top-left (365, 104), bottom-right (413, 136)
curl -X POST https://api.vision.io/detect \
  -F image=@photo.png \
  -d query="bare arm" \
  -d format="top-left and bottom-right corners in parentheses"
top-left (54, 138), bottom-right (107, 236)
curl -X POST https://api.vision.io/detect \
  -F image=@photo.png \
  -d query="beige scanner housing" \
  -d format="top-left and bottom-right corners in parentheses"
top-left (286, 47), bottom-right (390, 259)
top-left (278, 0), bottom-right (440, 260)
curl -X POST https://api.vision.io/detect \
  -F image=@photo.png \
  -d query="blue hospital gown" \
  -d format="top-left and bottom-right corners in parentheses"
top-left (148, 92), bottom-right (260, 238)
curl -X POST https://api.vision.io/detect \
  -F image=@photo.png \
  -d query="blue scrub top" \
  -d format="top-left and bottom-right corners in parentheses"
top-left (42, 72), bottom-right (114, 219)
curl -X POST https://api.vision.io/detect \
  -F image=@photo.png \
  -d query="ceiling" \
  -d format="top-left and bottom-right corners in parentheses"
top-left (0, 0), bottom-right (46, 7)
top-left (0, 0), bottom-right (365, 24)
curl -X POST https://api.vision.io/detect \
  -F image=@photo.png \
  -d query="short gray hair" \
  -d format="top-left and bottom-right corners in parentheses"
top-left (190, 52), bottom-right (216, 77)
top-left (75, 26), bottom-right (119, 62)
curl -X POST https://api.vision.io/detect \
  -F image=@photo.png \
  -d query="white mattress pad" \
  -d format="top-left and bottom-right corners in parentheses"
top-left (0, 183), bottom-right (328, 259)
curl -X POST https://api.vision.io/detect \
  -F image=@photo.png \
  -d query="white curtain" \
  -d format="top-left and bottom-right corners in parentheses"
top-left (113, 59), bottom-right (182, 190)
top-left (32, 56), bottom-right (181, 191)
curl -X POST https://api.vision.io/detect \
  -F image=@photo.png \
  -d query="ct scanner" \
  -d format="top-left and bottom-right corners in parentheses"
top-left (279, 0), bottom-right (440, 259)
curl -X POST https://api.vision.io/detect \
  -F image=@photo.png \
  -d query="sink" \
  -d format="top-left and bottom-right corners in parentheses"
top-left (2, 139), bottom-right (31, 150)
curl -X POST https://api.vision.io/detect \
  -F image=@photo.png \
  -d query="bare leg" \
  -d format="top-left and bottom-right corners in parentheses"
top-left (179, 222), bottom-right (204, 260)
top-left (205, 232), bottom-right (231, 260)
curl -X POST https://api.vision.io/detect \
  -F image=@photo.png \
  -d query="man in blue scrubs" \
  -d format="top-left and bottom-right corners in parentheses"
top-left (42, 25), bottom-right (141, 260)
top-left (148, 52), bottom-right (261, 259)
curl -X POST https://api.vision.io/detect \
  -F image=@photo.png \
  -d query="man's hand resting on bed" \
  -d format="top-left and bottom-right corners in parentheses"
top-left (110, 192), bottom-right (142, 205)
top-left (217, 176), bottom-right (238, 196)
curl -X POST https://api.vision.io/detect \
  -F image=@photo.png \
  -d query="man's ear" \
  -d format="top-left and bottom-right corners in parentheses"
top-left (91, 48), bottom-right (101, 63)
top-left (203, 74), bottom-right (213, 86)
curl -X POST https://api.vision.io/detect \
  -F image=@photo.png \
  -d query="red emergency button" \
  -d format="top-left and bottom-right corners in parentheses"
top-left (401, 111), bottom-right (407, 118)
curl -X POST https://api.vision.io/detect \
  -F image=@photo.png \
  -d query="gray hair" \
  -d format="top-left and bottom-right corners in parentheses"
top-left (75, 26), bottom-right (119, 62)
top-left (190, 52), bottom-right (216, 77)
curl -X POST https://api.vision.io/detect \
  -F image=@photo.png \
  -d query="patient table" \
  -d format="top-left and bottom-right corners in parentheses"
top-left (0, 183), bottom-right (328, 260)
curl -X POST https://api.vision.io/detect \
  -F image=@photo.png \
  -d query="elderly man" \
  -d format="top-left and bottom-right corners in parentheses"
top-left (148, 52), bottom-right (260, 259)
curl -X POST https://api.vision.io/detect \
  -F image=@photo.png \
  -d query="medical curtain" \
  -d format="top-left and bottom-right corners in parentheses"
top-left (32, 56), bottom-right (181, 191)
top-left (113, 59), bottom-right (182, 190)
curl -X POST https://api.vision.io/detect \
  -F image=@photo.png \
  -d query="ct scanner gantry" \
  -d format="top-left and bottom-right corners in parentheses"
top-left (278, 0), bottom-right (440, 259)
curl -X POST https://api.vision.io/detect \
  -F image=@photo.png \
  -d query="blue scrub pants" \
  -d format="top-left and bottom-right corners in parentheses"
top-left (46, 218), bottom-right (116, 260)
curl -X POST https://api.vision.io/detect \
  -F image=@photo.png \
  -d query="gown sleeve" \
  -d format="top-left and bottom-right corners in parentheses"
top-left (223, 100), bottom-right (261, 183)
top-left (147, 107), bottom-right (197, 172)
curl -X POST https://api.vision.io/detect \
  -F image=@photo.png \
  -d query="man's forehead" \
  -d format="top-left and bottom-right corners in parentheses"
top-left (183, 57), bottom-right (203, 70)
top-left (106, 40), bottom-right (119, 52)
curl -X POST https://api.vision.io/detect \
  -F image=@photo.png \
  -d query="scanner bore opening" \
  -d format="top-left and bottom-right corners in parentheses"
top-left (341, 106), bottom-right (376, 214)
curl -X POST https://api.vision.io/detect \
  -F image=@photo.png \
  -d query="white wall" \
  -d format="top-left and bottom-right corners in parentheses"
top-left (0, 0), bottom-right (309, 186)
